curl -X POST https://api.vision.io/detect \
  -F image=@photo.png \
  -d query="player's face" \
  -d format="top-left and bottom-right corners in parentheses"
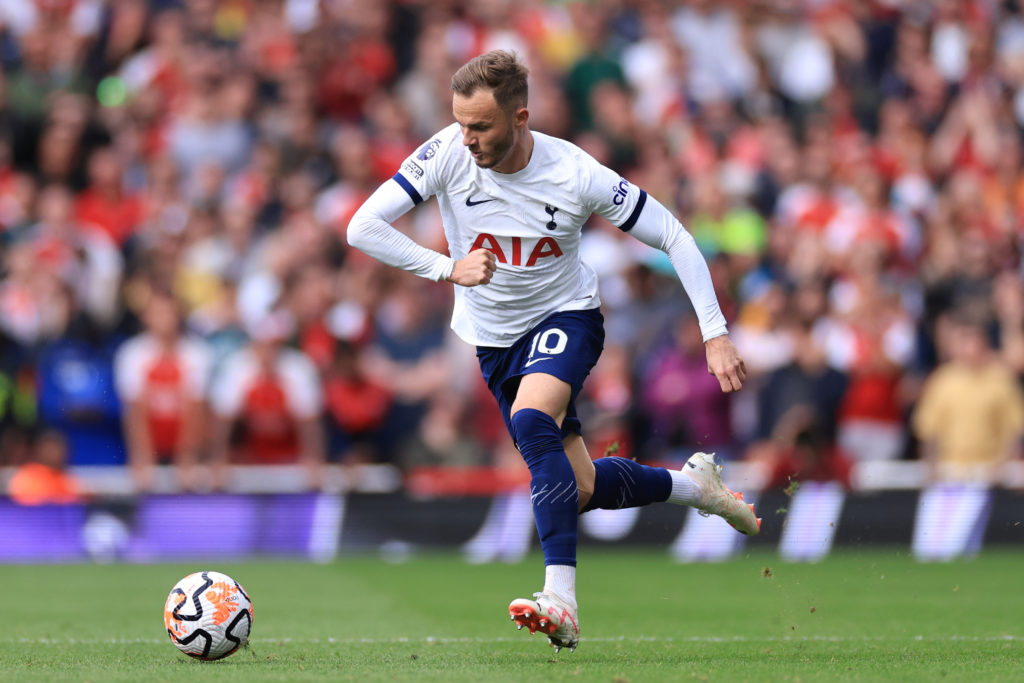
top-left (453, 90), bottom-right (518, 170)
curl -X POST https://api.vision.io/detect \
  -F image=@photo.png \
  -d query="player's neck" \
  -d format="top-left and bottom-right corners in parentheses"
top-left (492, 129), bottom-right (534, 175)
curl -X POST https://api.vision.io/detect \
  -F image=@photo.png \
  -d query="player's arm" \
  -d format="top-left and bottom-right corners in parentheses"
top-left (347, 178), bottom-right (496, 286)
top-left (113, 344), bottom-right (156, 492)
top-left (626, 194), bottom-right (745, 392)
top-left (207, 355), bottom-right (244, 492)
top-left (174, 397), bottom-right (204, 491)
top-left (585, 167), bottom-right (744, 392)
top-left (296, 417), bottom-right (326, 492)
top-left (281, 353), bottom-right (327, 492)
top-left (207, 414), bottom-right (231, 491)
top-left (121, 400), bottom-right (157, 492)
top-left (176, 343), bottom-right (212, 491)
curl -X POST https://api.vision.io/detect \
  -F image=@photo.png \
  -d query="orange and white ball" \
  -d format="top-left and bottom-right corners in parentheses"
top-left (164, 571), bottom-right (253, 660)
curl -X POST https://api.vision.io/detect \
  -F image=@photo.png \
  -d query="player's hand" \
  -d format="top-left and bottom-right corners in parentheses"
top-left (705, 335), bottom-right (746, 393)
top-left (447, 248), bottom-right (497, 286)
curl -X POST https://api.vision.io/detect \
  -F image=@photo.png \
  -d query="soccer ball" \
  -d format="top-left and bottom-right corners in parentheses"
top-left (164, 571), bottom-right (253, 660)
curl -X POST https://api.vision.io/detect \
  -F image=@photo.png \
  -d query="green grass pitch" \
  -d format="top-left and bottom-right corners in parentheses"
top-left (1, 550), bottom-right (1021, 681)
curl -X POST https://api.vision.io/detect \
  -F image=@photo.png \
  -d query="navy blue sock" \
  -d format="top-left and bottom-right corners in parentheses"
top-left (581, 457), bottom-right (672, 513)
top-left (510, 408), bottom-right (578, 567)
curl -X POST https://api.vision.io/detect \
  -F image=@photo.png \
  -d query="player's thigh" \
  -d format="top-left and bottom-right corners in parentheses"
top-left (509, 372), bottom-right (572, 423)
top-left (563, 433), bottom-right (595, 508)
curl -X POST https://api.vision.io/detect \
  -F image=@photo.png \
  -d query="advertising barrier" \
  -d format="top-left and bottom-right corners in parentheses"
top-left (2, 486), bottom-right (1021, 564)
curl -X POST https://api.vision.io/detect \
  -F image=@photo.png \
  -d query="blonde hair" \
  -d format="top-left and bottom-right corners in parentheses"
top-left (451, 50), bottom-right (529, 113)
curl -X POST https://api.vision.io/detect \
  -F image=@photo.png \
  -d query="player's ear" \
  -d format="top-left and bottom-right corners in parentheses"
top-left (512, 107), bottom-right (529, 128)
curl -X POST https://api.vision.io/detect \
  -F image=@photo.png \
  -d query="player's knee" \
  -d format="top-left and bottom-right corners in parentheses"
top-left (509, 408), bottom-right (561, 452)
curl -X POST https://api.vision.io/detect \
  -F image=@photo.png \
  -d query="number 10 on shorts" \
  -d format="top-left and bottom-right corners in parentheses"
top-left (526, 328), bottom-right (568, 367)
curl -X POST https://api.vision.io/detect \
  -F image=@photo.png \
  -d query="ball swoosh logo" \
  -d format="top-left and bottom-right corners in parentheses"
top-left (466, 195), bottom-right (495, 206)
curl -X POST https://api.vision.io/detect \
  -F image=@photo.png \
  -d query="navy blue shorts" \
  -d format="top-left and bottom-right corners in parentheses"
top-left (476, 308), bottom-right (605, 441)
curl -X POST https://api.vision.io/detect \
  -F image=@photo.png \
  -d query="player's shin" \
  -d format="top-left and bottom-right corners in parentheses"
top-left (510, 408), bottom-right (580, 570)
top-left (580, 456), bottom-right (673, 512)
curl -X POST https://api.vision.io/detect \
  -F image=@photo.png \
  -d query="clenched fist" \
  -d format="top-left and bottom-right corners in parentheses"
top-left (447, 248), bottom-right (498, 286)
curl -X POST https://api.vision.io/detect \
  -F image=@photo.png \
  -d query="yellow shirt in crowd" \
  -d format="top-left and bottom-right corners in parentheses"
top-left (913, 361), bottom-right (1024, 480)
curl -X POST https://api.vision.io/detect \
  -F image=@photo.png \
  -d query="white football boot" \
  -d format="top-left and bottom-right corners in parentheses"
top-left (508, 592), bottom-right (579, 653)
top-left (684, 452), bottom-right (762, 535)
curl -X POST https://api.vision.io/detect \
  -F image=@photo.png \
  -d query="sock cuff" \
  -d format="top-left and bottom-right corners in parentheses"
top-left (668, 468), bottom-right (702, 506)
top-left (544, 564), bottom-right (578, 609)
top-left (510, 407), bottom-right (559, 429)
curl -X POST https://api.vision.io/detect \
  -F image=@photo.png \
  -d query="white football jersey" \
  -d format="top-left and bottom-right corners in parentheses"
top-left (393, 123), bottom-right (649, 347)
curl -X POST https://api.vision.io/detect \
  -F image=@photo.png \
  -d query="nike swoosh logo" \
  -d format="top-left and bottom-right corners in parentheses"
top-left (524, 357), bottom-right (552, 367)
top-left (466, 195), bottom-right (495, 206)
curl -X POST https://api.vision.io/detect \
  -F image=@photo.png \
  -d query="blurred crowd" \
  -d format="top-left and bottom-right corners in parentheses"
top-left (2, 0), bottom-right (1024, 498)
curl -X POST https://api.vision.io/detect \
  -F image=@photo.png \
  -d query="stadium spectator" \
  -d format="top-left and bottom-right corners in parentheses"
top-left (208, 310), bottom-right (324, 489)
top-left (26, 183), bottom-right (123, 327)
top-left (640, 316), bottom-right (734, 462)
top-left (620, 2), bottom-right (688, 129)
top-left (165, 45), bottom-right (251, 176)
top-left (911, 306), bottom-right (1023, 561)
top-left (29, 93), bottom-right (109, 191)
top-left (563, 2), bottom-right (625, 133)
top-left (394, 19), bottom-right (463, 139)
top-left (323, 340), bottom-right (392, 466)
top-left (401, 391), bottom-right (487, 470)
top-left (5, 28), bottom-right (89, 122)
top-left (34, 282), bottom-right (125, 467)
top-left (74, 146), bottom-right (143, 247)
top-left (912, 312), bottom-right (1024, 483)
top-left (359, 277), bottom-right (451, 462)
top-left (114, 287), bottom-right (211, 492)
top-left (826, 249), bottom-right (916, 462)
top-left (315, 0), bottom-right (397, 122)
top-left (315, 126), bottom-right (379, 238)
top-left (754, 321), bottom-right (852, 489)
top-left (6, 429), bottom-right (83, 505)
top-left (672, 0), bottom-right (757, 104)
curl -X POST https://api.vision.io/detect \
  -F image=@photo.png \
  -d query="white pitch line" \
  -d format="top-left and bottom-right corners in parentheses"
top-left (2, 635), bottom-right (1022, 645)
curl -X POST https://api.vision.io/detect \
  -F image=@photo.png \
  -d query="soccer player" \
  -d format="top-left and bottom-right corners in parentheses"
top-left (348, 50), bottom-right (760, 653)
